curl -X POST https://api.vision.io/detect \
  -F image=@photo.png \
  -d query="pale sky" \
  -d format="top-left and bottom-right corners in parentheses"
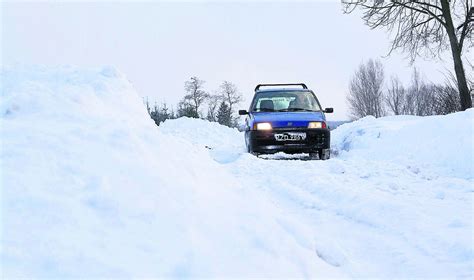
top-left (1, 0), bottom-right (462, 120)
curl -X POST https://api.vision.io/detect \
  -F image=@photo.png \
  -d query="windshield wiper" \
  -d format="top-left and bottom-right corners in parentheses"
top-left (285, 108), bottom-right (317, 112)
top-left (257, 108), bottom-right (275, 112)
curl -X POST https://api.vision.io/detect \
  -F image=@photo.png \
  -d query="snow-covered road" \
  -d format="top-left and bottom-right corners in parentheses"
top-left (160, 115), bottom-right (473, 278)
top-left (2, 66), bottom-right (472, 278)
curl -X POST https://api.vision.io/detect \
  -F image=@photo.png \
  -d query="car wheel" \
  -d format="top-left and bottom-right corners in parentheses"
top-left (247, 142), bottom-right (253, 154)
top-left (247, 142), bottom-right (259, 157)
top-left (318, 149), bottom-right (330, 160)
top-left (309, 152), bottom-right (319, 160)
top-left (245, 132), bottom-right (251, 152)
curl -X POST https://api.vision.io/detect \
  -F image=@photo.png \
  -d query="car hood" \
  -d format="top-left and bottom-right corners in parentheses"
top-left (252, 111), bottom-right (325, 128)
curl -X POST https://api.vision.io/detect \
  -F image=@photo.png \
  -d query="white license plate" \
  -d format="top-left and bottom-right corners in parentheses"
top-left (274, 132), bottom-right (306, 141)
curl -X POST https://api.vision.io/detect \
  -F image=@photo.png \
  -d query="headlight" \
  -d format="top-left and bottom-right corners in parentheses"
top-left (308, 122), bottom-right (325, 129)
top-left (255, 122), bottom-right (272, 130)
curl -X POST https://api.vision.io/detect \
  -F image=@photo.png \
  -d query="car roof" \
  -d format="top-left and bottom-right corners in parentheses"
top-left (255, 88), bottom-right (313, 93)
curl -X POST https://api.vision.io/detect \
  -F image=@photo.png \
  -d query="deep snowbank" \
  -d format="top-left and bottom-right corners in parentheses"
top-left (332, 111), bottom-right (474, 179)
top-left (0, 66), bottom-right (341, 278)
top-left (2, 65), bottom-right (472, 279)
top-left (159, 108), bottom-right (473, 278)
top-left (159, 117), bottom-right (245, 164)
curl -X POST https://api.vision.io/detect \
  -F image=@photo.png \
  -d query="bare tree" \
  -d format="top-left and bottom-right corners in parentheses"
top-left (177, 99), bottom-right (199, 118)
top-left (433, 84), bottom-right (461, 114)
top-left (418, 85), bottom-right (436, 116)
top-left (206, 94), bottom-right (221, 122)
top-left (218, 81), bottom-right (242, 125)
top-left (433, 71), bottom-right (462, 114)
top-left (184, 76), bottom-right (209, 118)
top-left (342, 0), bottom-right (473, 110)
top-left (466, 59), bottom-right (474, 104)
top-left (347, 59), bottom-right (386, 119)
top-left (407, 68), bottom-right (435, 116)
top-left (404, 89), bottom-right (417, 115)
top-left (386, 76), bottom-right (406, 115)
top-left (218, 81), bottom-right (242, 112)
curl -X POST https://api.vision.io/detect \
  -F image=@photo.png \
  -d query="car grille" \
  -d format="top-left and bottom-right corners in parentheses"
top-left (273, 127), bottom-right (307, 131)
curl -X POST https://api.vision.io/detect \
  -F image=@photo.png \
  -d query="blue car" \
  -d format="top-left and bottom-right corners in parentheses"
top-left (239, 83), bottom-right (333, 159)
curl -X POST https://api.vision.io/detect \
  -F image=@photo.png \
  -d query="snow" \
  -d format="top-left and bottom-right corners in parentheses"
top-left (0, 65), bottom-right (341, 278)
top-left (332, 113), bottom-right (474, 179)
top-left (162, 112), bottom-right (474, 278)
top-left (1, 65), bottom-right (473, 278)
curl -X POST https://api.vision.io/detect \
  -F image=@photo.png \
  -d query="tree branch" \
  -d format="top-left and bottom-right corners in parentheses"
top-left (395, 2), bottom-right (447, 28)
top-left (459, 6), bottom-right (474, 51)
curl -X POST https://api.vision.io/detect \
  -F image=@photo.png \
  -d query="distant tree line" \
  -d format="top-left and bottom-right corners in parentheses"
top-left (347, 59), bottom-right (473, 120)
top-left (144, 99), bottom-right (177, 126)
top-left (145, 77), bottom-right (243, 127)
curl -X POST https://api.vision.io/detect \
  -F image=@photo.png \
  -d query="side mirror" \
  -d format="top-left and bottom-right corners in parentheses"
top-left (324, 108), bottom-right (334, 113)
top-left (238, 110), bottom-right (248, 115)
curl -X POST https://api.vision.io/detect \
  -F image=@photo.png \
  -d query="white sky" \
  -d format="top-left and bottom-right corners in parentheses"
top-left (1, 0), bottom-right (463, 120)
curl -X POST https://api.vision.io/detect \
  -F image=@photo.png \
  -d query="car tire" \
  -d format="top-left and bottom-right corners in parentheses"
top-left (247, 142), bottom-right (253, 154)
top-left (318, 149), bottom-right (330, 160)
top-left (245, 132), bottom-right (251, 152)
top-left (251, 152), bottom-right (260, 158)
top-left (309, 152), bottom-right (319, 160)
top-left (246, 141), bottom-right (259, 157)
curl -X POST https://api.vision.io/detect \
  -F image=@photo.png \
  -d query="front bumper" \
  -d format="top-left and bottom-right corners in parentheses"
top-left (247, 128), bottom-right (330, 154)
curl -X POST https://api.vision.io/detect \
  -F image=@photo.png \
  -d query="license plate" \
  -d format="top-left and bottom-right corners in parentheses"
top-left (274, 132), bottom-right (306, 141)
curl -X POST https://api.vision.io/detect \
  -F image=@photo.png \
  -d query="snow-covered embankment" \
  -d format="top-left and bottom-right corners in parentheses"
top-left (0, 65), bottom-right (341, 278)
top-left (1, 65), bottom-right (472, 278)
top-left (160, 98), bottom-right (474, 278)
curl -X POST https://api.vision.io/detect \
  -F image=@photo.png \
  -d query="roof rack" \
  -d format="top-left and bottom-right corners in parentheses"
top-left (255, 83), bottom-right (308, 92)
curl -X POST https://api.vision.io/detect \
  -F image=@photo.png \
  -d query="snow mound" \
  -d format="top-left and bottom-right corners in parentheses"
top-left (159, 117), bottom-right (245, 163)
top-left (332, 111), bottom-right (474, 179)
top-left (0, 65), bottom-right (342, 278)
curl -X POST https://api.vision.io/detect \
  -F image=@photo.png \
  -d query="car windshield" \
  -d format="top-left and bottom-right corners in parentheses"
top-left (252, 91), bottom-right (321, 112)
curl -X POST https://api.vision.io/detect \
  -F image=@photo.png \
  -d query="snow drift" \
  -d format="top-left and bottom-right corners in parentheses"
top-left (1, 65), bottom-right (472, 279)
top-left (0, 65), bottom-right (341, 278)
top-left (332, 112), bottom-right (474, 179)
top-left (163, 112), bottom-right (473, 278)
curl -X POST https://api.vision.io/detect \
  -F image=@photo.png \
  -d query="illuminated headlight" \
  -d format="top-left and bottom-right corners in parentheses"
top-left (308, 122), bottom-right (324, 129)
top-left (255, 122), bottom-right (272, 130)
